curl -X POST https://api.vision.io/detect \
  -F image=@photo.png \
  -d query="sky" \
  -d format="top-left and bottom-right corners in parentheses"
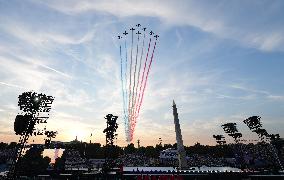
top-left (0, 0), bottom-right (284, 147)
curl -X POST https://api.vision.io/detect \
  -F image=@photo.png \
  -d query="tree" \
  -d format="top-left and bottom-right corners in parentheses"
top-left (0, 142), bottom-right (8, 150)
top-left (103, 114), bottom-right (119, 147)
top-left (155, 143), bottom-right (163, 157)
top-left (163, 144), bottom-right (173, 149)
top-left (8, 91), bottom-right (56, 179)
top-left (7, 142), bottom-right (17, 149)
top-left (144, 146), bottom-right (156, 158)
top-left (54, 150), bottom-right (67, 171)
top-left (253, 128), bottom-right (269, 141)
top-left (213, 135), bottom-right (226, 145)
top-left (221, 123), bottom-right (242, 143)
top-left (85, 143), bottom-right (105, 158)
top-left (17, 146), bottom-right (50, 176)
top-left (124, 143), bottom-right (136, 154)
top-left (103, 114), bottom-right (119, 172)
top-left (244, 116), bottom-right (268, 141)
top-left (243, 116), bottom-right (262, 130)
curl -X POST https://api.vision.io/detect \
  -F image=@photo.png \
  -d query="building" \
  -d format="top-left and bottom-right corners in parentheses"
top-left (172, 100), bottom-right (188, 169)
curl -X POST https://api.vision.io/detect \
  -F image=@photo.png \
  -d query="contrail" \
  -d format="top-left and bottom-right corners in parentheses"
top-left (0, 81), bottom-right (25, 89)
top-left (39, 64), bottom-right (72, 79)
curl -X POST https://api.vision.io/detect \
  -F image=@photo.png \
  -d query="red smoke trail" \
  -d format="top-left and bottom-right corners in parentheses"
top-left (54, 148), bottom-right (59, 161)
top-left (131, 38), bottom-right (152, 135)
top-left (128, 29), bottom-right (134, 136)
top-left (131, 32), bottom-right (145, 133)
top-left (130, 34), bottom-right (140, 129)
top-left (133, 40), bottom-right (157, 133)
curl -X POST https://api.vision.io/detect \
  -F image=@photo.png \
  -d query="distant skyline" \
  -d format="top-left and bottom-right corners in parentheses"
top-left (0, 0), bottom-right (284, 147)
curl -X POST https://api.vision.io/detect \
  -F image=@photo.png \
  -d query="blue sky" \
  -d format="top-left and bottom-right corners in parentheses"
top-left (0, 0), bottom-right (284, 146)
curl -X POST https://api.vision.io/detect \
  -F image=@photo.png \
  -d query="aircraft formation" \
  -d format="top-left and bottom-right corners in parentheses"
top-left (117, 24), bottom-right (159, 142)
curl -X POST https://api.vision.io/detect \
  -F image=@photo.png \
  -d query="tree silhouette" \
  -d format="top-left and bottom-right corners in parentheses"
top-left (213, 135), bottom-right (226, 145)
top-left (221, 123), bottom-right (242, 143)
top-left (44, 130), bottom-right (57, 148)
top-left (230, 133), bottom-right (242, 142)
top-left (243, 116), bottom-right (283, 170)
top-left (124, 143), bottom-right (136, 154)
top-left (243, 116), bottom-right (262, 130)
top-left (8, 91), bottom-right (56, 179)
top-left (103, 114), bottom-right (118, 147)
top-left (253, 128), bottom-right (269, 141)
top-left (103, 114), bottom-right (119, 172)
top-left (269, 134), bottom-right (280, 141)
top-left (221, 122), bottom-right (245, 168)
top-left (17, 146), bottom-right (50, 176)
top-left (243, 116), bottom-right (269, 141)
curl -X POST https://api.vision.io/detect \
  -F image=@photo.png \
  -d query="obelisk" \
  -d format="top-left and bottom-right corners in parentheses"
top-left (172, 100), bottom-right (187, 169)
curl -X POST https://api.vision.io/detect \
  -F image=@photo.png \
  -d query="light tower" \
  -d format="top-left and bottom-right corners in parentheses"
top-left (172, 100), bottom-right (187, 169)
top-left (137, 139), bottom-right (140, 148)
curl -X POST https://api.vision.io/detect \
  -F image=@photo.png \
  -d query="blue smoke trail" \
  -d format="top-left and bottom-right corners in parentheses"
top-left (124, 38), bottom-right (130, 141)
top-left (119, 45), bottom-right (127, 138)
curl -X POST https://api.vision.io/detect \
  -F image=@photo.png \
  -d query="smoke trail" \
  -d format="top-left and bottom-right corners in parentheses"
top-left (124, 38), bottom-right (131, 142)
top-left (118, 26), bottom-right (159, 142)
top-left (130, 32), bottom-right (140, 128)
top-left (132, 37), bottom-right (152, 131)
top-left (132, 31), bottom-right (145, 129)
top-left (54, 148), bottom-right (59, 161)
top-left (120, 44), bottom-right (129, 140)
top-left (128, 29), bottom-right (134, 135)
top-left (119, 45), bottom-right (125, 114)
top-left (134, 40), bottom-right (157, 131)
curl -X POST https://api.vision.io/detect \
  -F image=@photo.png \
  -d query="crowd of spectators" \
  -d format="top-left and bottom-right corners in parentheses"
top-left (64, 149), bottom-right (87, 170)
top-left (115, 154), bottom-right (153, 166)
top-left (186, 143), bottom-right (282, 169)
top-left (0, 141), bottom-right (282, 172)
top-left (187, 154), bottom-right (228, 167)
top-left (237, 143), bottom-right (282, 169)
top-left (0, 149), bottom-right (14, 164)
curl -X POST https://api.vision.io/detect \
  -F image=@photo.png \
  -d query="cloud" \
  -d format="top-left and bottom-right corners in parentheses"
top-left (1, 0), bottom-right (283, 145)
top-left (0, 131), bottom-right (14, 135)
top-left (1, 21), bottom-right (96, 47)
top-left (175, 29), bottom-right (182, 48)
top-left (0, 16), bottom-right (123, 143)
top-left (248, 32), bottom-right (284, 52)
top-left (267, 95), bottom-right (284, 101)
top-left (230, 84), bottom-right (269, 94)
top-left (36, 0), bottom-right (284, 52)
top-left (230, 84), bottom-right (284, 101)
